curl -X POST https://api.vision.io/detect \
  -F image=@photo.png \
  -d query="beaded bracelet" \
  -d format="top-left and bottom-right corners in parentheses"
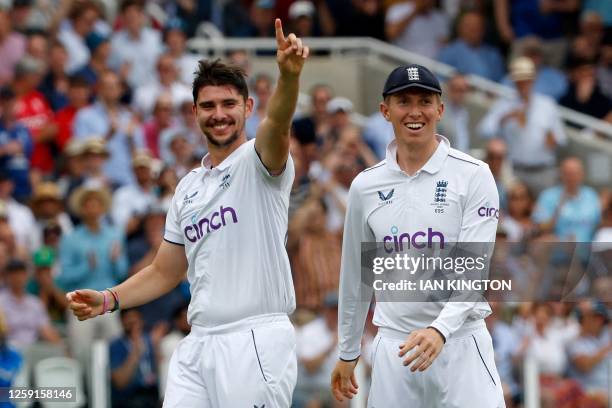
top-left (101, 290), bottom-right (109, 314)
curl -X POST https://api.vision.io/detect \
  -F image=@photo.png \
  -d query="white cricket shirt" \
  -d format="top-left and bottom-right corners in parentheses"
top-left (164, 139), bottom-right (296, 327)
top-left (338, 135), bottom-right (499, 360)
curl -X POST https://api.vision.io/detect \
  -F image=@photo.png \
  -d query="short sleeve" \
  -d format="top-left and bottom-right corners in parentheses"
top-left (164, 191), bottom-right (184, 246)
top-left (250, 142), bottom-right (295, 193)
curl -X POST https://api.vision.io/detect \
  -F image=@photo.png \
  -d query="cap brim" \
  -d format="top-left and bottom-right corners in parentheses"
top-left (383, 83), bottom-right (442, 97)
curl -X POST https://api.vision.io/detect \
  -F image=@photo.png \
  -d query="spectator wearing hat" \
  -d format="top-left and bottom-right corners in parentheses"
top-left (53, 75), bottom-right (91, 154)
top-left (567, 300), bottom-right (611, 405)
top-left (0, 86), bottom-right (33, 202)
top-left (57, 0), bottom-right (100, 74)
top-left (249, 0), bottom-right (277, 38)
top-left (109, 0), bottom-right (163, 89)
top-left (0, 259), bottom-right (61, 348)
top-left (321, 96), bottom-right (355, 154)
top-left (478, 57), bottom-right (566, 195)
top-left (59, 184), bottom-right (126, 364)
top-left (30, 181), bottom-right (73, 247)
top-left (501, 36), bottom-right (569, 101)
top-left (27, 247), bottom-right (68, 331)
top-left (56, 139), bottom-right (87, 203)
top-left (75, 32), bottom-right (111, 88)
top-left (163, 18), bottom-right (200, 87)
top-left (12, 56), bottom-right (58, 177)
top-left (438, 11), bottom-right (505, 82)
top-left (0, 171), bottom-right (37, 253)
top-left (0, 5), bottom-right (26, 86)
top-left (111, 151), bottom-right (159, 236)
top-left (73, 69), bottom-right (145, 187)
top-left (80, 138), bottom-right (112, 189)
top-left (287, 0), bottom-right (335, 38)
top-left (132, 53), bottom-right (191, 118)
top-left (560, 54), bottom-right (612, 126)
top-left (385, 0), bottom-right (449, 60)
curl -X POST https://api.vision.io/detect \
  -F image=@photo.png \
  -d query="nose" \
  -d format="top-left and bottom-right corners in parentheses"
top-left (212, 104), bottom-right (226, 120)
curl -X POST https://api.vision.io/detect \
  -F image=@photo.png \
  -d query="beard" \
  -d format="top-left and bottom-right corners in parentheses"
top-left (203, 129), bottom-right (241, 148)
top-left (201, 118), bottom-right (242, 148)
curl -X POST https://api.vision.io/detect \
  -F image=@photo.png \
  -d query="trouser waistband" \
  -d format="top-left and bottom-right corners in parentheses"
top-left (377, 319), bottom-right (486, 342)
top-left (191, 313), bottom-right (290, 335)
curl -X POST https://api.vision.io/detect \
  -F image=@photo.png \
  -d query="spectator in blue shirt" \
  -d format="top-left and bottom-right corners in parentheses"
top-left (438, 11), bottom-right (505, 82)
top-left (0, 309), bottom-right (22, 408)
top-left (110, 308), bottom-right (160, 408)
top-left (0, 87), bottom-right (33, 202)
top-left (501, 36), bottom-right (569, 101)
top-left (532, 157), bottom-right (601, 242)
top-left (72, 70), bottom-right (145, 188)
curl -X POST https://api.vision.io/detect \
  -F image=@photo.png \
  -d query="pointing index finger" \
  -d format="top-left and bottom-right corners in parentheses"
top-left (275, 18), bottom-right (286, 46)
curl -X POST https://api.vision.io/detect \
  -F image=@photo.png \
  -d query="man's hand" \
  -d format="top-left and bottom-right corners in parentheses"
top-left (66, 289), bottom-right (105, 321)
top-left (330, 359), bottom-right (359, 402)
top-left (275, 19), bottom-right (309, 77)
top-left (398, 328), bottom-right (445, 372)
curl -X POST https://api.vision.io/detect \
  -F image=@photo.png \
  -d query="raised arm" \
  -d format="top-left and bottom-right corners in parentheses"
top-left (66, 241), bottom-right (188, 320)
top-left (255, 19), bottom-right (310, 174)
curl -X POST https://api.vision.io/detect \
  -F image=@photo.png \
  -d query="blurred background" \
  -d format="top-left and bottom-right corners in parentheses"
top-left (0, 0), bottom-right (610, 407)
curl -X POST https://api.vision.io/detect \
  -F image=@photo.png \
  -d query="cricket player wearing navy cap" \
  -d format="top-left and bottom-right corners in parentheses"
top-left (66, 19), bottom-right (309, 407)
top-left (331, 65), bottom-right (505, 407)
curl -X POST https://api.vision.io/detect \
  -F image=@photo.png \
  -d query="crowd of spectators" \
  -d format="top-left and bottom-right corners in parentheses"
top-left (0, 0), bottom-right (609, 407)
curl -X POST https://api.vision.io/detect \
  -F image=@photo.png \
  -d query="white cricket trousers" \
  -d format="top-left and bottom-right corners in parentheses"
top-left (368, 320), bottom-right (505, 408)
top-left (163, 313), bottom-right (297, 408)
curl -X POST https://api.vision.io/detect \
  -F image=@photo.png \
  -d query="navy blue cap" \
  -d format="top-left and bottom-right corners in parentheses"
top-left (382, 64), bottom-right (442, 98)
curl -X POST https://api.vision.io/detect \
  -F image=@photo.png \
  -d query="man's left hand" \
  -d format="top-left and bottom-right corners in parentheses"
top-left (275, 18), bottom-right (309, 76)
top-left (398, 327), bottom-right (445, 372)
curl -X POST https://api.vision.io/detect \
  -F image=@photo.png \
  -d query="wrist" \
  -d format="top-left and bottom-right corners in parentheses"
top-left (427, 326), bottom-right (446, 343)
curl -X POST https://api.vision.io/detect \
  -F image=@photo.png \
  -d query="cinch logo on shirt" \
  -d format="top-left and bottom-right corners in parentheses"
top-left (478, 206), bottom-right (499, 219)
top-left (383, 226), bottom-right (445, 253)
top-left (184, 205), bottom-right (238, 242)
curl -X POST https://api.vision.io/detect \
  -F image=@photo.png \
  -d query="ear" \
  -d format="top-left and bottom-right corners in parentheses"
top-left (379, 101), bottom-right (390, 122)
top-left (436, 100), bottom-right (444, 121)
top-left (244, 97), bottom-right (254, 118)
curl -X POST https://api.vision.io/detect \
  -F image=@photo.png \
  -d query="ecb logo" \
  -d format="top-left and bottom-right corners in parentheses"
top-left (407, 67), bottom-right (420, 81)
top-left (431, 180), bottom-right (449, 214)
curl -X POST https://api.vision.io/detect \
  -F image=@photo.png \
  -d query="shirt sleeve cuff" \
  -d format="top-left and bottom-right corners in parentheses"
top-left (339, 350), bottom-right (361, 361)
top-left (428, 321), bottom-right (450, 343)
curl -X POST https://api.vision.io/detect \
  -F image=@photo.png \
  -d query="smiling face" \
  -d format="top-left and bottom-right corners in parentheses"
top-left (380, 88), bottom-right (443, 149)
top-left (193, 85), bottom-right (253, 149)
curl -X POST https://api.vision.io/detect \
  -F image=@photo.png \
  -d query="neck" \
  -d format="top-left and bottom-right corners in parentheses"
top-left (565, 185), bottom-right (579, 196)
top-left (207, 137), bottom-right (245, 167)
top-left (128, 28), bottom-right (141, 39)
top-left (84, 219), bottom-right (101, 232)
top-left (395, 136), bottom-right (439, 175)
top-left (10, 288), bottom-right (24, 298)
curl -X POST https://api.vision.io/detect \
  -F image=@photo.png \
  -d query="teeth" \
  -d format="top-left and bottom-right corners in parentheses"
top-left (406, 123), bottom-right (424, 129)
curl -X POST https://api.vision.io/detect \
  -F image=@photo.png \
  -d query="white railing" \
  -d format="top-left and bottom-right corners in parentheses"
top-left (90, 340), bottom-right (109, 408)
top-left (524, 356), bottom-right (541, 408)
top-left (187, 36), bottom-right (612, 138)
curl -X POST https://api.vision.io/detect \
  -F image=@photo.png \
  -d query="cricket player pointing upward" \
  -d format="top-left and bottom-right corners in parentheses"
top-left (66, 19), bottom-right (309, 407)
top-left (331, 65), bottom-right (505, 407)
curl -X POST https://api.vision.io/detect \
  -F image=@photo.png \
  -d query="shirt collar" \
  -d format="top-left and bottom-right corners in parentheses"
top-left (384, 134), bottom-right (450, 175)
top-left (200, 140), bottom-right (249, 175)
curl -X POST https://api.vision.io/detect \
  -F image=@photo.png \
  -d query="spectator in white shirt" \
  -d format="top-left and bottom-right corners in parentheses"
top-left (478, 57), bottom-right (566, 195)
top-left (385, 0), bottom-right (448, 59)
top-left (438, 73), bottom-right (471, 153)
top-left (132, 54), bottom-right (191, 118)
top-left (58, 1), bottom-right (100, 74)
top-left (162, 18), bottom-right (200, 86)
top-left (109, 0), bottom-right (163, 89)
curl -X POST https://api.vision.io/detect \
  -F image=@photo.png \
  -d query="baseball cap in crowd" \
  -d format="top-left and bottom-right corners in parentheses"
top-left (33, 246), bottom-right (55, 268)
top-left (82, 138), bottom-right (110, 157)
top-left (85, 32), bottom-right (109, 54)
top-left (382, 64), bottom-right (442, 98)
top-left (509, 57), bottom-right (536, 82)
top-left (326, 97), bottom-right (353, 114)
top-left (255, 0), bottom-right (275, 9)
top-left (289, 0), bottom-right (315, 19)
top-left (132, 150), bottom-right (153, 169)
top-left (14, 56), bottom-right (45, 77)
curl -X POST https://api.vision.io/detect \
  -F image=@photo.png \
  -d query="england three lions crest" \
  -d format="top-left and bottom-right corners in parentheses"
top-left (431, 180), bottom-right (449, 213)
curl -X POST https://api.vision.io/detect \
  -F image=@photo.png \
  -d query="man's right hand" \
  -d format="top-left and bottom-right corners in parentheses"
top-left (66, 290), bottom-right (105, 321)
top-left (330, 359), bottom-right (359, 402)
